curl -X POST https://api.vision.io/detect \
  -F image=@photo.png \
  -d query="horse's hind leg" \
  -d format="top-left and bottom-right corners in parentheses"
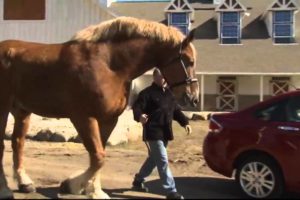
top-left (10, 107), bottom-right (35, 193)
top-left (0, 110), bottom-right (13, 199)
top-left (0, 113), bottom-right (13, 199)
top-left (60, 116), bottom-right (109, 199)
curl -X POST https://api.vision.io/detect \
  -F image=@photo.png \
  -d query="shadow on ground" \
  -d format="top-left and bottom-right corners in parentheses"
top-left (15, 176), bottom-right (300, 199)
top-left (107, 177), bottom-right (300, 199)
top-left (107, 176), bottom-right (243, 199)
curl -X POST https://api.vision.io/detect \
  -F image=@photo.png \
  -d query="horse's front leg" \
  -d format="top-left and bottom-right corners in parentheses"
top-left (11, 109), bottom-right (35, 193)
top-left (60, 116), bottom-right (109, 199)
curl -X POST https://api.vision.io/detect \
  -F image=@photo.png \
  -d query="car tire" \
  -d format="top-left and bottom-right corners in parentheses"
top-left (235, 155), bottom-right (284, 199)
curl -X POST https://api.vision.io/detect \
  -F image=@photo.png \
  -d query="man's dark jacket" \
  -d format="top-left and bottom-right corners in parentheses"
top-left (132, 83), bottom-right (189, 141)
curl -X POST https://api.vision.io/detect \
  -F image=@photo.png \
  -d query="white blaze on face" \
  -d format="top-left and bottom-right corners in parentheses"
top-left (189, 43), bottom-right (200, 99)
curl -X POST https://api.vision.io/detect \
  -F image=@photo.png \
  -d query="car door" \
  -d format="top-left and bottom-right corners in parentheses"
top-left (255, 95), bottom-right (300, 191)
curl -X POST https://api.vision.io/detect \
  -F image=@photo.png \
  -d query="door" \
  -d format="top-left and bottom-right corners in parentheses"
top-left (217, 77), bottom-right (237, 111)
top-left (270, 77), bottom-right (290, 96)
top-left (255, 95), bottom-right (300, 191)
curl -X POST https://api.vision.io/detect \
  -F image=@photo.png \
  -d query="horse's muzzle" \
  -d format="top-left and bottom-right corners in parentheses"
top-left (183, 93), bottom-right (199, 108)
top-left (192, 98), bottom-right (199, 107)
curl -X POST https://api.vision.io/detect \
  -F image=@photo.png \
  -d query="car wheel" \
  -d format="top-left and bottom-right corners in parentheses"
top-left (235, 155), bottom-right (284, 199)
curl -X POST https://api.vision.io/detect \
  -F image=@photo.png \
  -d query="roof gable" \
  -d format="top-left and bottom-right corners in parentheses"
top-left (267, 0), bottom-right (299, 11)
top-left (215, 0), bottom-right (247, 12)
top-left (164, 0), bottom-right (194, 12)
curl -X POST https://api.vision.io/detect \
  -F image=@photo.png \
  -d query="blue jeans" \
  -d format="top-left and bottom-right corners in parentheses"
top-left (135, 140), bottom-right (177, 194)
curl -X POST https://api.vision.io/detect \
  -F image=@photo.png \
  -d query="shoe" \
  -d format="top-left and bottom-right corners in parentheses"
top-left (132, 179), bottom-right (149, 192)
top-left (166, 192), bottom-right (184, 199)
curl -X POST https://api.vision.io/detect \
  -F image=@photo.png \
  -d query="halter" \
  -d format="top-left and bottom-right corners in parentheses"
top-left (163, 43), bottom-right (198, 89)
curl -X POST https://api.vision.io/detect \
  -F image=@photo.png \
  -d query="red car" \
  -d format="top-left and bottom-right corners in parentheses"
top-left (203, 90), bottom-right (300, 199)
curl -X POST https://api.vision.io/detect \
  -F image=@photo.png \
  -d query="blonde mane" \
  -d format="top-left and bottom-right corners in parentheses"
top-left (71, 17), bottom-right (184, 46)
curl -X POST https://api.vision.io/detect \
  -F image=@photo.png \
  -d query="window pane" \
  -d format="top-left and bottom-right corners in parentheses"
top-left (221, 38), bottom-right (240, 44)
top-left (172, 25), bottom-right (188, 35)
top-left (286, 96), bottom-right (300, 122)
top-left (274, 11), bottom-right (292, 23)
top-left (274, 24), bottom-right (292, 37)
top-left (255, 100), bottom-right (288, 122)
top-left (222, 12), bottom-right (239, 23)
top-left (222, 25), bottom-right (239, 37)
top-left (171, 13), bottom-right (188, 24)
top-left (274, 37), bottom-right (295, 44)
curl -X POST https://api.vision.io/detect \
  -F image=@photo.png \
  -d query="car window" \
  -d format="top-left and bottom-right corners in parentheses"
top-left (255, 95), bottom-right (300, 122)
top-left (286, 96), bottom-right (300, 122)
top-left (255, 100), bottom-right (288, 122)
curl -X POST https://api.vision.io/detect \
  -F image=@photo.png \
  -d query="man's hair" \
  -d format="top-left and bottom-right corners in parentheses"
top-left (153, 68), bottom-right (162, 77)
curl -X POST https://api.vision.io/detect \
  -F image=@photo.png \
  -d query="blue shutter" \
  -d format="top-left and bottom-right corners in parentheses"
top-left (170, 13), bottom-right (189, 35)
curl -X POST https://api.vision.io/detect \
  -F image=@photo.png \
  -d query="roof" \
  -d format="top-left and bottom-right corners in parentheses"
top-left (109, 0), bottom-right (300, 74)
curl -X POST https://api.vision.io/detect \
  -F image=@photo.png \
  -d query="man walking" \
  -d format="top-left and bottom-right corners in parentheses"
top-left (132, 68), bottom-right (192, 199)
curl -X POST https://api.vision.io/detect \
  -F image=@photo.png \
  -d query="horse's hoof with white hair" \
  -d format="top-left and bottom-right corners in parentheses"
top-left (85, 180), bottom-right (110, 199)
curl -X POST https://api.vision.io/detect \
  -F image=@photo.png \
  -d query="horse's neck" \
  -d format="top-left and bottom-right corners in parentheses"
top-left (109, 39), bottom-right (178, 81)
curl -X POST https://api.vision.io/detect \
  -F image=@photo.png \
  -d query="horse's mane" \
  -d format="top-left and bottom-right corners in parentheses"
top-left (71, 17), bottom-right (184, 46)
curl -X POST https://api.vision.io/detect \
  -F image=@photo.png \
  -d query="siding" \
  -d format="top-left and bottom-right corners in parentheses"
top-left (0, 0), bottom-right (116, 43)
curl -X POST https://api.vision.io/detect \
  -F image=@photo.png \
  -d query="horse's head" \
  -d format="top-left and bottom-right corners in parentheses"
top-left (159, 29), bottom-right (199, 107)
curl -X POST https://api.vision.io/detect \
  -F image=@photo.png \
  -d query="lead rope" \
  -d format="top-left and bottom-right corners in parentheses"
top-left (143, 125), bottom-right (151, 155)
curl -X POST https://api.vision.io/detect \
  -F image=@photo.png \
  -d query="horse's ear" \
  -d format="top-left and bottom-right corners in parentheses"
top-left (181, 28), bottom-right (196, 49)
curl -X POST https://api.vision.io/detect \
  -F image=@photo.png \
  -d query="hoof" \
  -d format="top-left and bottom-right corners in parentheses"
top-left (18, 184), bottom-right (36, 193)
top-left (59, 179), bottom-right (71, 194)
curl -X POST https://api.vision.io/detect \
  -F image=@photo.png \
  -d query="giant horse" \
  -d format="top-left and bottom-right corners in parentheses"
top-left (0, 16), bottom-right (199, 198)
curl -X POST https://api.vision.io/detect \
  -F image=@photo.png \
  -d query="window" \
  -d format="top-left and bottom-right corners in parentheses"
top-left (220, 12), bottom-right (241, 44)
top-left (169, 13), bottom-right (189, 35)
top-left (255, 100), bottom-right (288, 122)
top-left (285, 96), bottom-right (300, 122)
top-left (273, 11), bottom-right (295, 44)
top-left (4, 0), bottom-right (45, 20)
top-left (255, 96), bottom-right (300, 122)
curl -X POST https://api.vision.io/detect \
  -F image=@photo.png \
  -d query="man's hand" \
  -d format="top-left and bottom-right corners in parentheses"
top-left (185, 125), bottom-right (192, 135)
top-left (139, 114), bottom-right (149, 125)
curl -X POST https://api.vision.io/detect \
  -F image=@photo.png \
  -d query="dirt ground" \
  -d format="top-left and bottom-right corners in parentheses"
top-left (2, 118), bottom-right (238, 199)
top-left (3, 118), bottom-right (298, 199)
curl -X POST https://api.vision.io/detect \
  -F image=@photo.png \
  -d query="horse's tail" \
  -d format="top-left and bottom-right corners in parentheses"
top-left (0, 47), bottom-right (21, 70)
top-left (0, 40), bottom-right (26, 70)
top-left (0, 50), bottom-right (12, 70)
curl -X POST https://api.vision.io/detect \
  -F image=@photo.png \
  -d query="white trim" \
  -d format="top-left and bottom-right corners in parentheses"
top-left (267, 0), bottom-right (299, 11)
top-left (201, 74), bottom-right (205, 111)
top-left (260, 76), bottom-right (264, 101)
top-left (164, 0), bottom-right (194, 13)
top-left (215, 0), bottom-right (247, 12)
